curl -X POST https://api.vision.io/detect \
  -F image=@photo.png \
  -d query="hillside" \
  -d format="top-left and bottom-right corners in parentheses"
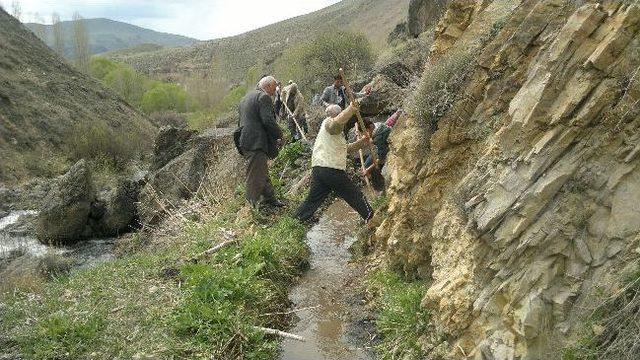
top-left (25, 18), bottom-right (198, 57)
top-left (0, 10), bottom-right (157, 183)
top-left (107, 0), bottom-right (409, 84)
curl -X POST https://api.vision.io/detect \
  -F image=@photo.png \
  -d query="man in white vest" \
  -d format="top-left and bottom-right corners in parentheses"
top-left (293, 102), bottom-right (374, 222)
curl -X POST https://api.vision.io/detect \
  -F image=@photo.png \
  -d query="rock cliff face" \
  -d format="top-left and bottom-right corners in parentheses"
top-left (373, 0), bottom-right (640, 358)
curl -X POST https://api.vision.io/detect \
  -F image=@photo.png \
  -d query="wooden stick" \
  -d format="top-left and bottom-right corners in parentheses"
top-left (259, 305), bottom-right (321, 317)
top-left (253, 326), bottom-right (306, 342)
top-left (358, 149), bottom-right (371, 189)
top-left (339, 68), bottom-right (378, 166)
top-left (188, 229), bottom-right (238, 263)
top-left (283, 100), bottom-right (308, 142)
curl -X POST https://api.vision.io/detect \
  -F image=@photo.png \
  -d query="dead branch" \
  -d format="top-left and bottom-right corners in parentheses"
top-left (252, 326), bottom-right (306, 342)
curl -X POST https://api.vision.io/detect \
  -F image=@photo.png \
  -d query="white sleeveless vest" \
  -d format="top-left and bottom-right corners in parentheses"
top-left (312, 118), bottom-right (347, 170)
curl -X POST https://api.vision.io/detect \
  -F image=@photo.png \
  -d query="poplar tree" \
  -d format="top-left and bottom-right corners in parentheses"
top-left (51, 12), bottom-right (65, 56)
top-left (10, 0), bottom-right (20, 21)
top-left (73, 12), bottom-right (90, 73)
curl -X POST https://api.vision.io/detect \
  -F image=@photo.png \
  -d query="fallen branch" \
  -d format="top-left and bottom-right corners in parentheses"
top-left (187, 229), bottom-right (238, 263)
top-left (253, 326), bottom-right (306, 342)
top-left (259, 305), bottom-right (320, 317)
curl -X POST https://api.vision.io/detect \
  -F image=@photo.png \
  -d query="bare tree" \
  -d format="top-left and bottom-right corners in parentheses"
top-left (10, 0), bottom-right (21, 21)
top-left (72, 12), bottom-right (90, 73)
top-left (31, 12), bottom-right (47, 41)
top-left (51, 12), bottom-right (65, 57)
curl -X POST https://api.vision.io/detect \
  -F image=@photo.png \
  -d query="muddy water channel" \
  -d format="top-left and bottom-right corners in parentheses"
top-left (280, 200), bottom-right (372, 360)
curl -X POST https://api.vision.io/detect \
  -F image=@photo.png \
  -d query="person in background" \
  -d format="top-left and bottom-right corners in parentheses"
top-left (284, 83), bottom-right (308, 141)
top-left (238, 75), bottom-right (285, 209)
top-left (274, 81), bottom-right (283, 118)
top-left (358, 118), bottom-right (392, 176)
top-left (294, 102), bottom-right (374, 222)
top-left (385, 108), bottom-right (403, 127)
top-left (321, 74), bottom-right (372, 138)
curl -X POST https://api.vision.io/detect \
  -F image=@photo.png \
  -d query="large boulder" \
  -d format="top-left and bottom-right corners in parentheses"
top-left (91, 178), bottom-right (141, 237)
top-left (150, 126), bottom-right (197, 171)
top-left (359, 74), bottom-right (406, 117)
top-left (138, 128), bottom-right (236, 225)
top-left (36, 160), bottom-right (95, 244)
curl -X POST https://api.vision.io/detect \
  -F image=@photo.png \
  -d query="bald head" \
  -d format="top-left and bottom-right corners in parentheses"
top-left (258, 76), bottom-right (277, 96)
top-left (325, 104), bottom-right (342, 118)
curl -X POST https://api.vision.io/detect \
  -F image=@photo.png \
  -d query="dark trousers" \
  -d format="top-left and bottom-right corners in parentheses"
top-left (294, 167), bottom-right (373, 221)
top-left (288, 117), bottom-right (308, 140)
top-left (244, 151), bottom-right (276, 206)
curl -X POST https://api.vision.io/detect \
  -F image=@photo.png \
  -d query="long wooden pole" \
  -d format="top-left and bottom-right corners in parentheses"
top-left (283, 97), bottom-right (308, 142)
top-left (338, 68), bottom-right (379, 166)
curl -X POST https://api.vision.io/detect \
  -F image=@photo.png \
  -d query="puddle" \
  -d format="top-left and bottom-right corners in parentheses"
top-left (280, 200), bottom-right (371, 360)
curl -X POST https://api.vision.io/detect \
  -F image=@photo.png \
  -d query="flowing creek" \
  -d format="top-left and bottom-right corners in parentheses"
top-left (280, 200), bottom-right (372, 360)
top-left (0, 210), bottom-right (116, 269)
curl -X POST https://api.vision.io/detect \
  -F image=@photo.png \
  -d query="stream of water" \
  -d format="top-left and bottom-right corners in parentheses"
top-left (280, 200), bottom-right (372, 360)
top-left (0, 210), bottom-right (115, 268)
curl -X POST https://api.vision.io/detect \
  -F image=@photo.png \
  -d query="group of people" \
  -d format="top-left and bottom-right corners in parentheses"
top-left (236, 74), bottom-right (398, 224)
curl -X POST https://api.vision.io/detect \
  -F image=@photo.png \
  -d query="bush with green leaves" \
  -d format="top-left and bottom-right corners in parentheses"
top-left (89, 56), bottom-right (198, 114)
top-left (66, 120), bottom-right (143, 169)
top-left (140, 82), bottom-right (199, 113)
top-left (274, 30), bottom-right (374, 95)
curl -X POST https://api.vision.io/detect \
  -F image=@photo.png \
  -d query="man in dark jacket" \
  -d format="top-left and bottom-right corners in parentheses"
top-left (239, 75), bottom-right (284, 208)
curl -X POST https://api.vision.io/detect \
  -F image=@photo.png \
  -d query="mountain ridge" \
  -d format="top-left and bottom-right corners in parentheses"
top-left (25, 17), bottom-right (198, 57)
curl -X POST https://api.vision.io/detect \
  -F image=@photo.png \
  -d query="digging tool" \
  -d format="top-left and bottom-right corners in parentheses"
top-left (283, 100), bottom-right (308, 142)
top-left (339, 68), bottom-right (385, 191)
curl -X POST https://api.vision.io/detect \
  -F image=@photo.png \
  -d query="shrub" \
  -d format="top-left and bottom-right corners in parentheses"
top-left (89, 56), bottom-right (119, 80)
top-left (140, 82), bottom-right (198, 113)
top-left (411, 49), bottom-right (474, 132)
top-left (66, 121), bottom-right (143, 169)
top-left (103, 66), bottom-right (148, 106)
top-left (274, 30), bottom-right (375, 95)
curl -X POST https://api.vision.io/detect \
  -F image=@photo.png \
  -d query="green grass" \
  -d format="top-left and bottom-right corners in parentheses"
top-left (0, 198), bottom-right (309, 359)
top-left (365, 270), bottom-right (430, 360)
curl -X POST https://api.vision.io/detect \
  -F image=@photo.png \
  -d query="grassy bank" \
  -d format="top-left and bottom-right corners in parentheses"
top-left (364, 269), bottom-right (430, 360)
top-left (0, 198), bottom-right (309, 359)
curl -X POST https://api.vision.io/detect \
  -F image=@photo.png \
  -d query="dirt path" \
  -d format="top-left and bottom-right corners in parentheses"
top-left (279, 200), bottom-right (373, 360)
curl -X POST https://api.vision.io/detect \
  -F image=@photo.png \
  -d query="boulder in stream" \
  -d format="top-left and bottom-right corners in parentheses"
top-left (36, 159), bottom-right (95, 244)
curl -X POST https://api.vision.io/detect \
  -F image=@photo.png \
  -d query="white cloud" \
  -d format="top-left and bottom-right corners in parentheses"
top-left (13, 0), bottom-right (340, 40)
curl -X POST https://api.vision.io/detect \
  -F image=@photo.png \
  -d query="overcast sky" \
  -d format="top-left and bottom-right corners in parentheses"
top-left (3, 0), bottom-right (341, 40)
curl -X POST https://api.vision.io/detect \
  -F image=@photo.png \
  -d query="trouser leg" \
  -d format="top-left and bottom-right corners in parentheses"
top-left (294, 168), bottom-right (331, 221)
top-left (245, 151), bottom-right (273, 206)
top-left (288, 118), bottom-right (298, 140)
top-left (329, 169), bottom-right (374, 221)
top-left (300, 117), bottom-right (308, 134)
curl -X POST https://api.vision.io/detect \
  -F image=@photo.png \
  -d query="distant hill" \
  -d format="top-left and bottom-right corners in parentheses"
top-left (0, 10), bottom-right (156, 183)
top-left (107, 0), bottom-right (409, 84)
top-left (25, 18), bottom-right (198, 57)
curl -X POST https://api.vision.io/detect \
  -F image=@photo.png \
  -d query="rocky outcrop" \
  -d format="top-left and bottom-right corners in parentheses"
top-left (138, 127), bottom-right (242, 225)
top-left (150, 126), bottom-right (197, 171)
top-left (408, 0), bottom-right (450, 37)
top-left (374, 1), bottom-right (640, 358)
top-left (36, 160), bottom-right (95, 244)
top-left (360, 74), bottom-right (406, 117)
top-left (35, 160), bottom-right (143, 243)
top-left (92, 179), bottom-right (141, 237)
top-left (429, 0), bottom-right (487, 57)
